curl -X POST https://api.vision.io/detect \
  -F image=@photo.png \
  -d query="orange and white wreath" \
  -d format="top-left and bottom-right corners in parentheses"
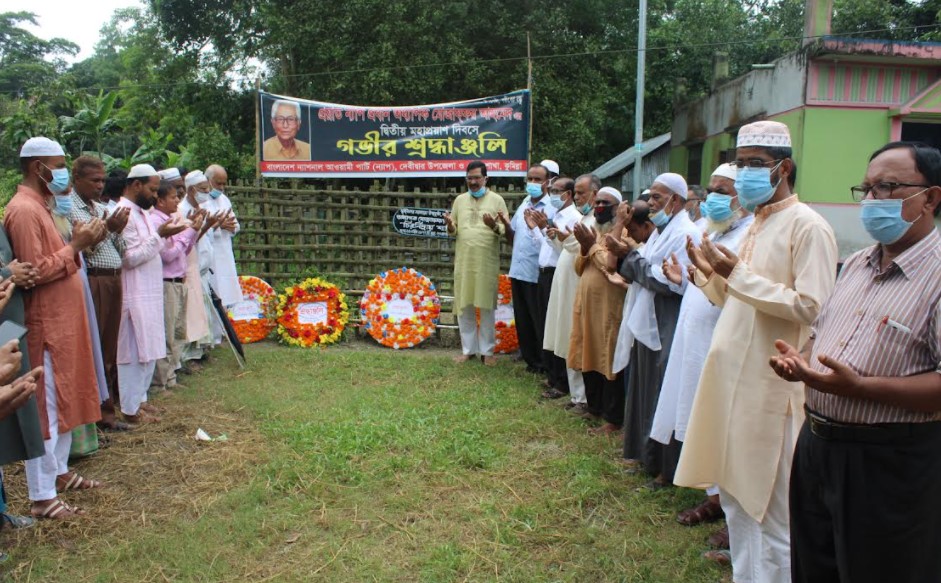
top-left (477, 274), bottom-right (518, 354)
top-left (276, 277), bottom-right (350, 347)
top-left (360, 267), bottom-right (441, 349)
top-left (226, 275), bottom-right (277, 343)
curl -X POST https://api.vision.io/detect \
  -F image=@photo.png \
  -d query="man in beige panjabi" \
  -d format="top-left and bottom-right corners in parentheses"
top-left (262, 99), bottom-right (311, 161)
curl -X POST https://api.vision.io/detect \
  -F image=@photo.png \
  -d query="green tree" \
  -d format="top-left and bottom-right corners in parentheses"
top-left (58, 90), bottom-right (119, 157)
top-left (0, 11), bottom-right (78, 94)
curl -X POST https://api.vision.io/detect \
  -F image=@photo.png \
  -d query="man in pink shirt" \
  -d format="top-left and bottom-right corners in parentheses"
top-left (116, 165), bottom-right (189, 425)
top-left (149, 179), bottom-right (204, 393)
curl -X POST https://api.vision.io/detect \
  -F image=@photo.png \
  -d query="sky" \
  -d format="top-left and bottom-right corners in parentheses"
top-left (8, 0), bottom-right (144, 62)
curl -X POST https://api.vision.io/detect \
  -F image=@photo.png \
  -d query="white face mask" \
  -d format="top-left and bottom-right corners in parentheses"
top-left (195, 190), bottom-right (210, 204)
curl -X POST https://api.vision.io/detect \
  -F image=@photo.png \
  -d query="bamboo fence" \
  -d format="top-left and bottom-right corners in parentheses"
top-left (226, 182), bottom-right (524, 303)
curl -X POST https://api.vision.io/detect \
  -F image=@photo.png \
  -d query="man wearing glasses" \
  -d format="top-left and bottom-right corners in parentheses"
top-left (263, 100), bottom-right (311, 161)
top-left (771, 141), bottom-right (941, 583)
top-left (675, 120), bottom-right (838, 582)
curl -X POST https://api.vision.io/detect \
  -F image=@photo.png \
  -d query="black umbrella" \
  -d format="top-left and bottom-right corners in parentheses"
top-left (209, 286), bottom-right (246, 368)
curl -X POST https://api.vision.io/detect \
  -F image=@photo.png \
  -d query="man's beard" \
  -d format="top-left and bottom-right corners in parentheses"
top-left (705, 210), bottom-right (740, 235)
top-left (136, 194), bottom-right (155, 210)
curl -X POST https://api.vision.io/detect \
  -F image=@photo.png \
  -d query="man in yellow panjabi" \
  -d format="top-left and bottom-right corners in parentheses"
top-left (445, 161), bottom-right (508, 365)
top-left (262, 100), bottom-right (311, 161)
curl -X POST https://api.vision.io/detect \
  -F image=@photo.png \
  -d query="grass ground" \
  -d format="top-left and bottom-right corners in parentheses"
top-left (1, 341), bottom-right (728, 582)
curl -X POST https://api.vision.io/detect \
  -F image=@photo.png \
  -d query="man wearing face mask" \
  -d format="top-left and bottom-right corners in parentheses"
top-left (204, 165), bottom-right (242, 308)
top-left (526, 176), bottom-right (575, 398)
top-left (769, 142), bottom-right (941, 583)
top-left (5, 137), bottom-right (108, 520)
top-left (675, 120), bottom-right (838, 582)
top-left (116, 164), bottom-right (189, 425)
top-left (651, 163), bottom-right (753, 535)
top-left (543, 174), bottom-right (598, 414)
top-left (569, 187), bottom-right (630, 432)
top-left (615, 173), bottom-right (702, 477)
top-left (179, 171), bottom-right (222, 365)
top-left (445, 161), bottom-right (508, 365)
top-left (500, 163), bottom-right (556, 374)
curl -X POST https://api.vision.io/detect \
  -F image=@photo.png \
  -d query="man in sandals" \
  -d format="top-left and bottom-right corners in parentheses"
top-left (5, 137), bottom-right (109, 520)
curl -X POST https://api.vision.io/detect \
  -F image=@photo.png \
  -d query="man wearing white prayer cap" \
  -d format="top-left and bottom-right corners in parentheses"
top-left (649, 161), bottom-right (754, 539)
top-left (539, 159), bottom-right (560, 179)
top-left (115, 163), bottom-right (188, 425)
top-left (178, 171), bottom-right (219, 365)
top-left (567, 185), bottom-right (630, 433)
top-left (615, 171), bottom-right (702, 486)
top-left (5, 137), bottom-right (108, 519)
top-left (676, 119), bottom-right (838, 581)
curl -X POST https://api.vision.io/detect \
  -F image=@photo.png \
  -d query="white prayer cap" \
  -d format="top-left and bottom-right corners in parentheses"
top-left (711, 162), bottom-right (737, 181)
top-left (652, 172), bottom-right (688, 199)
top-left (539, 159), bottom-right (560, 176)
top-left (597, 186), bottom-right (623, 204)
top-left (736, 120), bottom-right (792, 148)
top-left (127, 164), bottom-right (158, 179)
top-left (19, 137), bottom-right (64, 158)
top-left (158, 168), bottom-right (181, 181)
top-left (185, 170), bottom-right (208, 188)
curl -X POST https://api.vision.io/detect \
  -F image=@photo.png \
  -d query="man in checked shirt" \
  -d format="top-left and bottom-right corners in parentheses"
top-left (771, 141), bottom-right (941, 583)
top-left (69, 156), bottom-right (131, 432)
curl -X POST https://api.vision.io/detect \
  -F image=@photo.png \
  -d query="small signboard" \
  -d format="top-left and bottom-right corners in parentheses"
top-left (392, 207), bottom-right (450, 239)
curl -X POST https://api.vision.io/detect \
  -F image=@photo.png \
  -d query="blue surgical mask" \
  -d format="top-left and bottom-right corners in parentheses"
top-left (525, 183), bottom-right (543, 198)
top-left (579, 203), bottom-right (592, 215)
top-left (859, 189), bottom-right (926, 244)
top-left (735, 163), bottom-right (782, 212)
top-left (549, 194), bottom-right (563, 209)
top-left (53, 193), bottom-right (73, 216)
top-left (700, 193), bottom-right (735, 222)
top-left (470, 187), bottom-right (486, 198)
top-left (650, 195), bottom-right (673, 228)
top-left (209, 189), bottom-right (223, 199)
top-left (42, 164), bottom-right (70, 195)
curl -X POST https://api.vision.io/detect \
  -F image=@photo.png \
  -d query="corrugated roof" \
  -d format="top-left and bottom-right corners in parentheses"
top-left (592, 132), bottom-right (672, 179)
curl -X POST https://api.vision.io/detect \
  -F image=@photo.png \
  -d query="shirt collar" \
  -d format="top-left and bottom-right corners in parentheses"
top-left (866, 227), bottom-right (940, 280)
top-left (754, 193), bottom-right (799, 219)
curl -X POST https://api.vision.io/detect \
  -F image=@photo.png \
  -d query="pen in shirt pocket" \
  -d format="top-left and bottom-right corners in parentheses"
top-left (878, 316), bottom-right (912, 334)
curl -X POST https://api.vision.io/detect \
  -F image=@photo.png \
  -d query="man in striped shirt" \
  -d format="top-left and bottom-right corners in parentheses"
top-left (771, 141), bottom-right (941, 583)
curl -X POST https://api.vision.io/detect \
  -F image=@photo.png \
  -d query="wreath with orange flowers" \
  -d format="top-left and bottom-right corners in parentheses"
top-left (226, 276), bottom-right (277, 343)
top-left (477, 274), bottom-right (518, 354)
top-left (276, 277), bottom-right (350, 347)
top-left (360, 267), bottom-right (441, 349)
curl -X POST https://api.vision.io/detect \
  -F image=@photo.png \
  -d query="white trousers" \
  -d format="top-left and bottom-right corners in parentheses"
top-left (720, 417), bottom-right (793, 583)
top-left (25, 351), bottom-right (72, 501)
top-left (457, 307), bottom-right (495, 356)
top-left (567, 368), bottom-right (586, 404)
top-left (118, 319), bottom-right (155, 416)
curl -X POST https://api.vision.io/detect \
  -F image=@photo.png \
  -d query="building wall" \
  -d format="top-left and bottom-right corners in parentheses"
top-left (616, 146), bottom-right (673, 195)
top-left (672, 52), bottom-right (808, 147)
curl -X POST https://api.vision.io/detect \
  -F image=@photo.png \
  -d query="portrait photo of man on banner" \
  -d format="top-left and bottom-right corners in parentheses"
top-left (262, 98), bottom-right (312, 161)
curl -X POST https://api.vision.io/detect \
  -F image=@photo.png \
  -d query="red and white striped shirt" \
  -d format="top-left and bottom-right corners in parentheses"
top-left (806, 227), bottom-right (941, 424)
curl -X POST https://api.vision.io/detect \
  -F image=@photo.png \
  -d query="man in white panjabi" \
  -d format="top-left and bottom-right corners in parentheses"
top-left (652, 163), bottom-right (752, 530)
top-left (674, 121), bottom-right (838, 582)
top-left (204, 165), bottom-right (242, 307)
top-left (543, 173), bottom-right (598, 414)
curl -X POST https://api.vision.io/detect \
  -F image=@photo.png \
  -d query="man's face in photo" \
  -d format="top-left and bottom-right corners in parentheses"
top-left (273, 104), bottom-right (301, 142)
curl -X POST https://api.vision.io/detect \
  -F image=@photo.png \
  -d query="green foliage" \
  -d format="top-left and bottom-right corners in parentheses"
top-left (0, 11), bottom-right (79, 94)
top-left (58, 90), bottom-right (119, 157)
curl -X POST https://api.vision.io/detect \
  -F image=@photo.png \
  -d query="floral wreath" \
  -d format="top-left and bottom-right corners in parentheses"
top-left (226, 275), bottom-right (277, 344)
top-left (477, 274), bottom-right (518, 354)
top-left (276, 277), bottom-right (350, 347)
top-left (360, 267), bottom-right (441, 349)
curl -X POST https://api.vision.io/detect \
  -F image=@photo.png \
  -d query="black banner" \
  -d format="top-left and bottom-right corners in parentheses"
top-left (258, 90), bottom-right (531, 178)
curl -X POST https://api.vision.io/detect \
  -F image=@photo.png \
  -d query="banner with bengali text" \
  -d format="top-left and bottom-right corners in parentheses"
top-left (258, 90), bottom-right (530, 178)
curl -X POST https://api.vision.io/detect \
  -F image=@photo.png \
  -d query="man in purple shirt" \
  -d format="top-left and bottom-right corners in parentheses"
top-left (149, 180), bottom-right (203, 393)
